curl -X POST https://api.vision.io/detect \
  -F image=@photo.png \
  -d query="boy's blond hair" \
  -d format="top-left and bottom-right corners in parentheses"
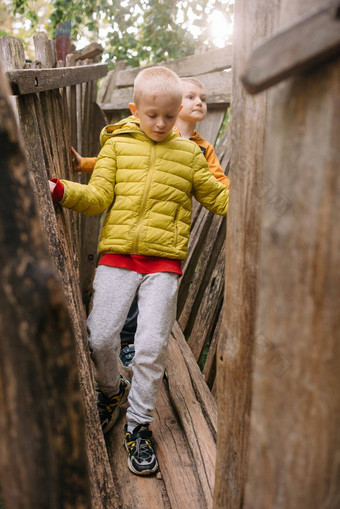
top-left (133, 66), bottom-right (183, 105)
top-left (181, 76), bottom-right (206, 91)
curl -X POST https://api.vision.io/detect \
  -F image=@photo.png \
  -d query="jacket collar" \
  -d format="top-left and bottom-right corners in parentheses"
top-left (100, 116), bottom-right (179, 146)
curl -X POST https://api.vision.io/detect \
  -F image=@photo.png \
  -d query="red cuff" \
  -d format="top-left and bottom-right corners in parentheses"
top-left (51, 178), bottom-right (65, 202)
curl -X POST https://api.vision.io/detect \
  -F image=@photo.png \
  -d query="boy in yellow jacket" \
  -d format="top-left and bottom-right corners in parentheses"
top-left (72, 75), bottom-right (230, 370)
top-left (49, 66), bottom-right (229, 476)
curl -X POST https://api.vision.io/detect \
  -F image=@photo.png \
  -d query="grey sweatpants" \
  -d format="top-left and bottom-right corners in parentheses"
top-left (87, 265), bottom-right (179, 425)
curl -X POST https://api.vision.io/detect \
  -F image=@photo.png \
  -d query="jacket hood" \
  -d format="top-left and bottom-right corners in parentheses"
top-left (100, 115), bottom-right (179, 146)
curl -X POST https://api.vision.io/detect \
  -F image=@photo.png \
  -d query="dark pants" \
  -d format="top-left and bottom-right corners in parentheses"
top-left (120, 295), bottom-right (138, 345)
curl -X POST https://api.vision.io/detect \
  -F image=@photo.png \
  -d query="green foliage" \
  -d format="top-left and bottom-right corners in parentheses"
top-left (8, 0), bottom-right (233, 67)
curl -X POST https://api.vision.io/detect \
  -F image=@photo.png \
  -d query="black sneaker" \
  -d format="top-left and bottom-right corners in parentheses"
top-left (96, 376), bottom-right (131, 434)
top-left (124, 423), bottom-right (158, 475)
top-left (119, 344), bottom-right (135, 371)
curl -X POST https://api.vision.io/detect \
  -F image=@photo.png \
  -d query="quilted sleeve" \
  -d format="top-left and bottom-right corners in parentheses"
top-left (60, 140), bottom-right (117, 215)
top-left (191, 147), bottom-right (229, 216)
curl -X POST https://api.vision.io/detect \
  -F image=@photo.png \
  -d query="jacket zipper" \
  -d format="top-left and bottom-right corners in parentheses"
top-left (174, 205), bottom-right (180, 246)
top-left (132, 143), bottom-right (156, 253)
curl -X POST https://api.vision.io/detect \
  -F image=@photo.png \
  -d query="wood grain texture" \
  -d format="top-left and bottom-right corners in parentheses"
top-left (115, 46), bottom-right (233, 87)
top-left (6, 64), bottom-right (107, 95)
top-left (241, 0), bottom-right (340, 93)
top-left (1, 35), bottom-right (118, 508)
top-left (213, 0), bottom-right (280, 507)
top-left (0, 65), bottom-right (91, 509)
top-left (244, 0), bottom-right (340, 506)
top-left (167, 325), bottom-right (217, 508)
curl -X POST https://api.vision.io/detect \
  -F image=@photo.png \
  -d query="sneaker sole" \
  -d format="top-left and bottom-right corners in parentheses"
top-left (124, 441), bottom-right (159, 476)
top-left (102, 381), bottom-right (131, 434)
top-left (127, 456), bottom-right (159, 476)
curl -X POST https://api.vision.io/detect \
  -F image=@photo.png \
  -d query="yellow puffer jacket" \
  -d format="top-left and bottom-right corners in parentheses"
top-left (60, 116), bottom-right (229, 260)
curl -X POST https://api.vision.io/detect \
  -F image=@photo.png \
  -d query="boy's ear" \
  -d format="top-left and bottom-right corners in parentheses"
top-left (129, 103), bottom-right (138, 117)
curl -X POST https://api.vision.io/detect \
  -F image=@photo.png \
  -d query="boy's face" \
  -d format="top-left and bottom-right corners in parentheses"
top-left (179, 82), bottom-right (207, 124)
top-left (129, 93), bottom-right (182, 142)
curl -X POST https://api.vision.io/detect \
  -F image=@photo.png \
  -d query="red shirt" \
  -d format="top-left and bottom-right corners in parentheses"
top-left (99, 253), bottom-right (182, 275)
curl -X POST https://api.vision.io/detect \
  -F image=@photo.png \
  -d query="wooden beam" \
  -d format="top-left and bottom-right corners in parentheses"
top-left (100, 70), bottom-right (231, 112)
top-left (241, 0), bottom-right (340, 94)
top-left (6, 63), bottom-right (107, 95)
top-left (213, 0), bottom-right (278, 506)
top-left (71, 42), bottom-right (104, 61)
top-left (115, 46), bottom-right (233, 87)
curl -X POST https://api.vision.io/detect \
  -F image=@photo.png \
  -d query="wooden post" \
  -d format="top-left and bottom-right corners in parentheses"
top-left (0, 65), bottom-right (91, 509)
top-left (1, 35), bottom-right (119, 508)
top-left (243, 1), bottom-right (340, 507)
top-left (213, 0), bottom-right (280, 507)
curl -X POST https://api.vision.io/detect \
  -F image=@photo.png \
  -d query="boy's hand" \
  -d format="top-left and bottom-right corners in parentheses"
top-left (49, 180), bottom-right (56, 193)
top-left (71, 146), bottom-right (82, 172)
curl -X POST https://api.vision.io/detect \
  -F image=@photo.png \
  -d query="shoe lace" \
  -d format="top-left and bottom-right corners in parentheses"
top-left (131, 428), bottom-right (153, 460)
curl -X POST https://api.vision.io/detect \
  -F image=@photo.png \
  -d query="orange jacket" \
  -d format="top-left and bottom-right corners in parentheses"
top-left (178, 129), bottom-right (230, 189)
top-left (79, 129), bottom-right (230, 188)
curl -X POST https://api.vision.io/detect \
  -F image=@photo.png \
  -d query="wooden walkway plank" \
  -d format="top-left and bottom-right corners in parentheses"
top-left (105, 382), bottom-right (207, 509)
top-left (166, 327), bottom-right (216, 508)
top-left (171, 322), bottom-right (217, 438)
top-left (106, 409), bottom-right (169, 509)
top-left (188, 242), bottom-right (225, 362)
top-left (153, 384), bottom-right (206, 509)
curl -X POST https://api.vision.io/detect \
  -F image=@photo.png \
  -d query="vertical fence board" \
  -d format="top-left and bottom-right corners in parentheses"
top-left (244, 0), bottom-right (340, 507)
top-left (214, 0), bottom-right (280, 507)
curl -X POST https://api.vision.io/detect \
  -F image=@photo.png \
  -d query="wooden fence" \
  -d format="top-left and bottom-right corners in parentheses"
top-left (1, 4), bottom-right (338, 505)
top-left (0, 33), bottom-right (118, 508)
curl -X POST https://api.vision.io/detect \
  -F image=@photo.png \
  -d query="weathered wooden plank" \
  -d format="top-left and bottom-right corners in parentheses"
top-left (115, 46), bottom-right (233, 87)
top-left (198, 108), bottom-right (228, 146)
top-left (33, 32), bottom-right (56, 68)
top-left (97, 61), bottom-right (129, 104)
top-left (215, 125), bottom-right (230, 174)
top-left (187, 242), bottom-right (225, 362)
top-left (244, 0), bottom-right (340, 507)
top-left (194, 70), bottom-right (232, 105)
top-left (0, 35), bottom-right (26, 73)
top-left (101, 70), bottom-right (231, 112)
top-left (6, 63), bottom-right (108, 95)
top-left (179, 215), bottom-right (225, 337)
top-left (177, 208), bottom-right (214, 316)
top-left (71, 42), bottom-right (104, 61)
top-left (241, 0), bottom-right (340, 93)
top-left (16, 91), bottom-right (118, 509)
top-left (0, 65), bottom-right (91, 509)
top-left (154, 384), bottom-right (207, 509)
top-left (106, 409), bottom-right (170, 509)
top-left (213, 0), bottom-right (278, 507)
top-left (202, 307), bottom-right (223, 389)
top-left (166, 326), bottom-right (216, 508)
top-left (171, 321), bottom-right (218, 438)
